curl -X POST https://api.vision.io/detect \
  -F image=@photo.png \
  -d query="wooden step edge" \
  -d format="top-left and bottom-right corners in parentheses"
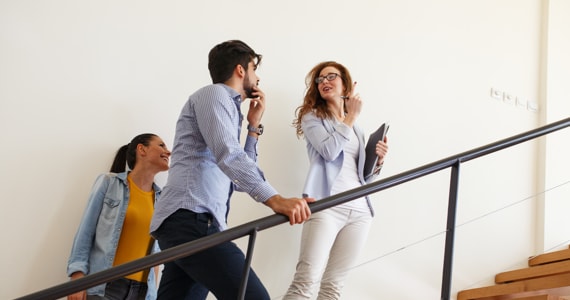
top-left (457, 272), bottom-right (570, 300)
top-left (529, 248), bottom-right (570, 266)
top-left (514, 295), bottom-right (566, 300)
top-left (518, 295), bottom-right (566, 300)
top-left (457, 289), bottom-right (570, 300)
top-left (495, 260), bottom-right (570, 283)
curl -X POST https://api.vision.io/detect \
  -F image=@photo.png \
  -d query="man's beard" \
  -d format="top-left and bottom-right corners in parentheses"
top-left (243, 73), bottom-right (256, 99)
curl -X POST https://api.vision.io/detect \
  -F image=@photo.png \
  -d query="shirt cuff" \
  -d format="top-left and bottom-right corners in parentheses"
top-left (250, 182), bottom-right (278, 203)
top-left (244, 135), bottom-right (258, 156)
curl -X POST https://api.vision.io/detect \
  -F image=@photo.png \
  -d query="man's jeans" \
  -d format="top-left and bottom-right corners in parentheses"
top-left (152, 209), bottom-right (270, 300)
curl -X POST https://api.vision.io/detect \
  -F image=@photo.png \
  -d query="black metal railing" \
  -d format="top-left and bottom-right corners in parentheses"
top-left (16, 116), bottom-right (570, 300)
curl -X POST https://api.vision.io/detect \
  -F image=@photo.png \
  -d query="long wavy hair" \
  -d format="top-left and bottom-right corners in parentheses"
top-left (292, 61), bottom-right (354, 138)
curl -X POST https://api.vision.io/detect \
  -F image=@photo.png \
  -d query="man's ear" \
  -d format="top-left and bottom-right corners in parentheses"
top-left (236, 64), bottom-right (245, 78)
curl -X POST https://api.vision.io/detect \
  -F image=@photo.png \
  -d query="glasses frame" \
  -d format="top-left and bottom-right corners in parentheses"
top-left (315, 73), bottom-right (341, 84)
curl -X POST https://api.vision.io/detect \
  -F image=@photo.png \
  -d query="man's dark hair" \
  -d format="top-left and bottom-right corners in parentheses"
top-left (208, 40), bottom-right (262, 84)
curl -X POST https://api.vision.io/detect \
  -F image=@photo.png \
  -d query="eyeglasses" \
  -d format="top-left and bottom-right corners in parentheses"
top-left (315, 73), bottom-right (341, 84)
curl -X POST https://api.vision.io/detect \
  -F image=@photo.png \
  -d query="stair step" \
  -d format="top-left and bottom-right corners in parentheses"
top-left (458, 246), bottom-right (570, 300)
top-left (495, 260), bottom-right (570, 283)
top-left (516, 295), bottom-right (564, 300)
top-left (521, 296), bottom-right (565, 300)
top-left (457, 272), bottom-right (570, 300)
top-left (529, 248), bottom-right (570, 266)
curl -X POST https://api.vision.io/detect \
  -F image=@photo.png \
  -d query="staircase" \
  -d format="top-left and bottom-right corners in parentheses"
top-left (457, 246), bottom-right (570, 300)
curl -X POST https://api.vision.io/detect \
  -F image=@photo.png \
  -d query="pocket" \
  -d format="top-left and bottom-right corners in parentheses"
top-left (99, 196), bottom-right (121, 224)
top-left (103, 197), bottom-right (120, 208)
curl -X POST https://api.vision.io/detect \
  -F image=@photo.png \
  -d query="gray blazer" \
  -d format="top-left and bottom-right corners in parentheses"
top-left (300, 112), bottom-right (376, 216)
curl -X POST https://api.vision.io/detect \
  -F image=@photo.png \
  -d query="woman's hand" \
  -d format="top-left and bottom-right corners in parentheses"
top-left (67, 272), bottom-right (87, 300)
top-left (344, 93), bottom-right (362, 117)
top-left (376, 136), bottom-right (389, 165)
top-left (343, 82), bottom-right (362, 126)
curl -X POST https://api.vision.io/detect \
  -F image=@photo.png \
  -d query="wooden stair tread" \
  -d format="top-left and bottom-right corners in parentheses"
top-left (495, 259), bottom-right (570, 283)
top-left (457, 272), bottom-right (570, 300)
top-left (529, 248), bottom-right (570, 266)
top-left (514, 295), bottom-right (565, 300)
top-left (517, 296), bottom-right (565, 300)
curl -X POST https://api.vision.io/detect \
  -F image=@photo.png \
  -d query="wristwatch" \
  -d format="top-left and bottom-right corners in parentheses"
top-left (247, 124), bottom-right (264, 135)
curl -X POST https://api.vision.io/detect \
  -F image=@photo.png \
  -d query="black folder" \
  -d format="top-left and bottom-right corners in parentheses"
top-left (363, 123), bottom-right (389, 179)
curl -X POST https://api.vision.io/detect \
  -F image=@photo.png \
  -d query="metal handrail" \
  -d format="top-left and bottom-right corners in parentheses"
top-left (16, 117), bottom-right (570, 300)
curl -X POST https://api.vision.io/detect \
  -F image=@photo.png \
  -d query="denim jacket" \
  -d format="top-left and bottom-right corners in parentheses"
top-left (67, 172), bottom-right (161, 299)
top-left (301, 112), bottom-right (376, 216)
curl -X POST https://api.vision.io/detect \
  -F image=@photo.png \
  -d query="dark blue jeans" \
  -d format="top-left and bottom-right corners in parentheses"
top-left (152, 209), bottom-right (270, 300)
top-left (86, 278), bottom-right (147, 300)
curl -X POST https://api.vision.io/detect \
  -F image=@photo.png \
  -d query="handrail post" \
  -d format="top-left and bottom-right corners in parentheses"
top-left (441, 160), bottom-right (461, 300)
top-left (238, 228), bottom-right (258, 300)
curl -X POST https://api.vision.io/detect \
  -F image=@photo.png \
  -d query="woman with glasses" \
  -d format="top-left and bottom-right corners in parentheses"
top-left (284, 61), bottom-right (388, 299)
top-left (67, 133), bottom-right (172, 300)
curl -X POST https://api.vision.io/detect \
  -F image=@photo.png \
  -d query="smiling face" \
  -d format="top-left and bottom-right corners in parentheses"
top-left (140, 136), bottom-right (171, 172)
top-left (317, 66), bottom-right (345, 103)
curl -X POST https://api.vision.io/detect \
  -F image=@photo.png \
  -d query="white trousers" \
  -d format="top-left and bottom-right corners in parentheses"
top-left (283, 207), bottom-right (373, 300)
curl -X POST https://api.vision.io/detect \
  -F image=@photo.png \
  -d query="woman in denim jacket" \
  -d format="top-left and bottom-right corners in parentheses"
top-left (67, 133), bottom-right (171, 300)
top-left (284, 62), bottom-right (389, 300)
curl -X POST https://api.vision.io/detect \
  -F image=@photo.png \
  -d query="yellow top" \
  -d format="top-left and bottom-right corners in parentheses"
top-left (112, 175), bottom-right (154, 282)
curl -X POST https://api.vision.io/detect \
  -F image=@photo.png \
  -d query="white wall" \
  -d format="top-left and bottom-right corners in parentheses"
top-left (1, 0), bottom-right (568, 299)
top-left (541, 0), bottom-right (570, 252)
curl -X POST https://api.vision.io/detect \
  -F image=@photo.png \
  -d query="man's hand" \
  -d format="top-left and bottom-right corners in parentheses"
top-left (247, 85), bottom-right (265, 126)
top-left (264, 194), bottom-right (315, 225)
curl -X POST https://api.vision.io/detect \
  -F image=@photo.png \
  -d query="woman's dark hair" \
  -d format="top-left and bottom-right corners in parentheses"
top-left (208, 40), bottom-right (262, 84)
top-left (109, 133), bottom-right (158, 173)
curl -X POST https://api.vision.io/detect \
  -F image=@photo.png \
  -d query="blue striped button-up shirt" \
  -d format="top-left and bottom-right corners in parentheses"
top-left (150, 84), bottom-right (278, 232)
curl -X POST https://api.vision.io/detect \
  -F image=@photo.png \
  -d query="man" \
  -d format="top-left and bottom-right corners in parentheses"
top-left (150, 40), bottom-right (314, 299)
